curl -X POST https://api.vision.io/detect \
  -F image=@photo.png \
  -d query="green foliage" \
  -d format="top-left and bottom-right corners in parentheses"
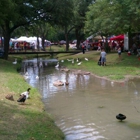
top-left (85, 0), bottom-right (140, 35)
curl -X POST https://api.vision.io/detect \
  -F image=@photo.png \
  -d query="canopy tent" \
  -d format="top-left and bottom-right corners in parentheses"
top-left (93, 35), bottom-right (106, 40)
top-left (11, 36), bottom-right (51, 49)
top-left (16, 36), bottom-right (31, 42)
top-left (110, 34), bottom-right (124, 41)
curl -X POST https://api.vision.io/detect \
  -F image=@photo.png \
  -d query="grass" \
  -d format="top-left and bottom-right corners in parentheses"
top-left (0, 58), bottom-right (64, 140)
top-left (56, 50), bottom-right (140, 81)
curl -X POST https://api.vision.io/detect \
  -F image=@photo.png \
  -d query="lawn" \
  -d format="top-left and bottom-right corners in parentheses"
top-left (57, 50), bottom-right (140, 81)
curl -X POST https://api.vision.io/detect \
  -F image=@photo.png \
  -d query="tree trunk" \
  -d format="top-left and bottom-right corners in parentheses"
top-left (3, 29), bottom-right (10, 60)
top-left (42, 36), bottom-right (45, 50)
top-left (37, 36), bottom-right (39, 51)
top-left (75, 29), bottom-right (81, 49)
top-left (65, 34), bottom-right (69, 51)
top-left (65, 26), bottom-right (69, 51)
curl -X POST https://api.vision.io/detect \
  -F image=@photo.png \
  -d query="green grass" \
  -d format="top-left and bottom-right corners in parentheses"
top-left (0, 58), bottom-right (64, 140)
top-left (57, 51), bottom-right (140, 81)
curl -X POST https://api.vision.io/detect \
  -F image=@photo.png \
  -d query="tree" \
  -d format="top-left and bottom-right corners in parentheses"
top-left (85, 0), bottom-right (140, 35)
top-left (52, 0), bottom-right (74, 51)
top-left (72, 0), bottom-right (94, 49)
top-left (85, 0), bottom-right (140, 50)
top-left (0, 0), bottom-right (66, 59)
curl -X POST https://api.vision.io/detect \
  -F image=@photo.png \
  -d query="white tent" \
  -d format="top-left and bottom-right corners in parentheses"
top-left (16, 36), bottom-right (31, 42)
top-left (93, 35), bottom-right (106, 40)
top-left (12, 36), bottom-right (51, 49)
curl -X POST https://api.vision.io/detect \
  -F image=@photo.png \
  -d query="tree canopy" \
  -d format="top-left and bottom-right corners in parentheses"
top-left (85, 0), bottom-right (140, 36)
top-left (1, 0), bottom-right (140, 59)
top-left (0, 0), bottom-right (74, 59)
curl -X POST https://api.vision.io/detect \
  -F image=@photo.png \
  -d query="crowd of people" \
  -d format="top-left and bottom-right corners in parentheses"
top-left (9, 41), bottom-right (35, 52)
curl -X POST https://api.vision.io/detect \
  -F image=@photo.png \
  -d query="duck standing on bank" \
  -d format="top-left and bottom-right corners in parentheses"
top-left (17, 88), bottom-right (31, 104)
top-left (12, 58), bottom-right (17, 64)
top-left (55, 62), bottom-right (59, 68)
top-left (77, 62), bottom-right (82, 66)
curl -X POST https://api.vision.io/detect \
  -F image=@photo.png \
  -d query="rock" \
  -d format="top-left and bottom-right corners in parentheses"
top-left (61, 68), bottom-right (70, 72)
top-left (5, 94), bottom-right (14, 101)
top-left (83, 72), bottom-right (90, 75)
top-left (53, 80), bottom-right (64, 86)
top-left (74, 70), bottom-right (90, 75)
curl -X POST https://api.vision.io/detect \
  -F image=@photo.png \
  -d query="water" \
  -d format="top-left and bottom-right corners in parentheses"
top-left (23, 59), bottom-right (140, 140)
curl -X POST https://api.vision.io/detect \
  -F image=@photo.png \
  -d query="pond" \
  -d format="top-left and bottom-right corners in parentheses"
top-left (23, 58), bottom-right (140, 140)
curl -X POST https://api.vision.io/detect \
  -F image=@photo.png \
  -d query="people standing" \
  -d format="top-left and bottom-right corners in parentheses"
top-left (100, 48), bottom-right (107, 66)
top-left (82, 43), bottom-right (85, 54)
top-left (97, 43), bottom-right (101, 51)
top-left (118, 47), bottom-right (121, 59)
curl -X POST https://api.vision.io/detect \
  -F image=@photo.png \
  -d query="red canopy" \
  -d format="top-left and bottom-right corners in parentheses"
top-left (110, 34), bottom-right (124, 41)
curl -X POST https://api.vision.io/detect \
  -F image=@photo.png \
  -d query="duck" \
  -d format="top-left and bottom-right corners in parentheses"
top-left (24, 71), bottom-right (30, 80)
top-left (24, 75), bottom-right (30, 80)
top-left (72, 59), bottom-right (74, 64)
top-left (65, 81), bottom-right (69, 85)
top-left (45, 62), bottom-right (48, 66)
top-left (67, 59), bottom-right (72, 62)
top-left (61, 60), bottom-right (64, 63)
top-left (36, 75), bottom-right (39, 79)
top-left (17, 88), bottom-right (31, 104)
top-left (76, 58), bottom-right (79, 62)
top-left (24, 71), bottom-right (29, 76)
top-left (12, 58), bottom-right (17, 64)
top-left (17, 67), bottom-right (21, 72)
top-left (116, 113), bottom-right (126, 121)
top-left (55, 62), bottom-right (59, 68)
top-left (85, 58), bottom-right (89, 61)
top-left (39, 61), bottom-right (43, 68)
top-left (77, 62), bottom-right (82, 66)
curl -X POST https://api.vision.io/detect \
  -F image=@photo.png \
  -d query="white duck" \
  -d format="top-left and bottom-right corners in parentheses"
top-left (85, 58), bottom-right (89, 61)
top-left (36, 75), bottom-right (39, 79)
top-left (24, 75), bottom-right (30, 80)
top-left (55, 62), bottom-right (59, 68)
top-left (67, 59), bottom-right (72, 62)
top-left (77, 62), bottom-right (82, 66)
top-left (61, 60), bottom-right (64, 63)
top-left (39, 61), bottom-right (43, 68)
top-left (24, 71), bottom-right (29, 76)
top-left (76, 58), bottom-right (79, 62)
top-left (24, 71), bottom-right (30, 80)
top-left (45, 62), bottom-right (48, 66)
top-left (72, 59), bottom-right (74, 64)
top-left (12, 59), bottom-right (17, 64)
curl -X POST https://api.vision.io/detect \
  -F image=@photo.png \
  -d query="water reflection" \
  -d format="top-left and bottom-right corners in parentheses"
top-left (23, 59), bottom-right (140, 140)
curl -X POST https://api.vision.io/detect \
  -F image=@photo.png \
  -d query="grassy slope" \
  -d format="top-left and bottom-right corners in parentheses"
top-left (57, 51), bottom-right (140, 81)
top-left (0, 58), bottom-right (64, 140)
